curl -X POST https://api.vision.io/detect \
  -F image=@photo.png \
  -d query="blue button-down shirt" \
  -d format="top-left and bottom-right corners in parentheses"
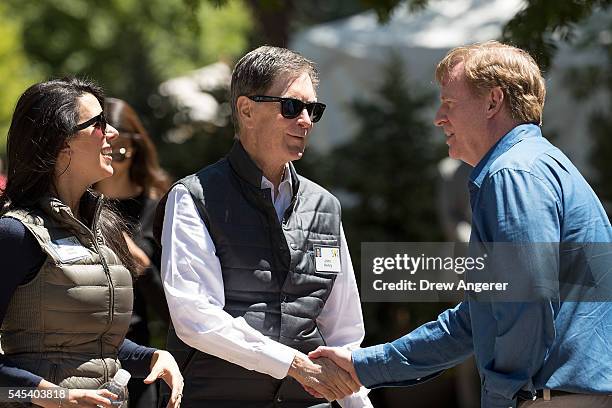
top-left (352, 124), bottom-right (612, 408)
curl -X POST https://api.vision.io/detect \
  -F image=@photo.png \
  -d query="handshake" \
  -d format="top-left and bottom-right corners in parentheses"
top-left (288, 346), bottom-right (362, 402)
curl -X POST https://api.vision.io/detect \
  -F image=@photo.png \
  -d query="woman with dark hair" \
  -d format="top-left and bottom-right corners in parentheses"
top-left (94, 98), bottom-right (172, 408)
top-left (0, 78), bottom-right (183, 408)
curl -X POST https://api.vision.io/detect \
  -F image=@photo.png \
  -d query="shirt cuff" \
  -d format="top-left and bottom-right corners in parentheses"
top-left (337, 386), bottom-right (373, 408)
top-left (352, 344), bottom-right (392, 387)
top-left (254, 341), bottom-right (296, 380)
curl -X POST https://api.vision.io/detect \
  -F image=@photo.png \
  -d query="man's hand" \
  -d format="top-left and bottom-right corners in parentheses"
top-left (287, 353), bottom-right (360, 401)
top-left (309, 346), bottom-right (362, 387)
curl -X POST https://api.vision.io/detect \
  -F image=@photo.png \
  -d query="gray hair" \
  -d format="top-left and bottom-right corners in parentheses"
top-left (230, 46), bottom-right (319, 134)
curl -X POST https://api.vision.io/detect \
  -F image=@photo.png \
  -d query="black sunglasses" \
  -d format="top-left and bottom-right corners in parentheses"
top-left (248, 95), bottom-right (326, 122)
top-left (73, 112), bottom-right (107, 134)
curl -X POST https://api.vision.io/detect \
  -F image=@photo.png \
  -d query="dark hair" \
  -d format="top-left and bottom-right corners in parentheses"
top-left (103, 98), bottom-right (171, 198)
top-left (230, 46), bottom-right (319, 134)
top-left (0, 77), bottom-right (137, 275)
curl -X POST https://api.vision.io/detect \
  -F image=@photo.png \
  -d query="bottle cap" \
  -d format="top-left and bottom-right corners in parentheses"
top-left (113, 369), bottom-right (131, 386)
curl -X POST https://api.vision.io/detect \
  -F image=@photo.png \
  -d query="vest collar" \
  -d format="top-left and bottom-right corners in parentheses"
top-left (228, 140), bottom-right (301, 197)
top-left (39, 189), bottom-right (103, 231)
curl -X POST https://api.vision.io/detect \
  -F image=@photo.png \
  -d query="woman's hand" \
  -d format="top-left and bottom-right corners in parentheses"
top-left (64, 388), bottom-right (118, 407)
top-left (144, 350), bottom-right (184, 408)
top-left (33, 380), bottom-right (118, 407)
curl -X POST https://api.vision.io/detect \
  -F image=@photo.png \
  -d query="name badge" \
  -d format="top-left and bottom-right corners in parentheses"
top-left (314, 245), bottom-right (341, 273)
top-left (49, 236), bottom-right (91, 263)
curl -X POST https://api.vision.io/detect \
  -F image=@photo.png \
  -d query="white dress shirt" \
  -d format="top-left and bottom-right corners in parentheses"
top-left (161, 166), bottom-right (372, 407)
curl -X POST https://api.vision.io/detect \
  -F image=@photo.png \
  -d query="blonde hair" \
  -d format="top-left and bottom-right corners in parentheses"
top-left (436, 41), bottom-right (546, 125)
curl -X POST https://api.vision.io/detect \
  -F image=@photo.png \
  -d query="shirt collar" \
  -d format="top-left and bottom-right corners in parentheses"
top-left (469, 123), bottom-right (542, 189)
top-left (261, 163), bottom-right (292, 190)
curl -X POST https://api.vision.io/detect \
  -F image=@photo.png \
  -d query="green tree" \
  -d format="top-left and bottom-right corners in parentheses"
top-left (196, 0), bottom-right (374, 46)
top-left (2, 0), bottom-right (252, 177)
top-left (0, 3), bottom-right (43, 156)
top-left (561, 13), bottom-right (612, 203)
top-left (318, 54), bottom-right (444, 244)
top-left (4, 0), bottom-right (251, 118)
top-left (502, 0), bottom-right (612, 68)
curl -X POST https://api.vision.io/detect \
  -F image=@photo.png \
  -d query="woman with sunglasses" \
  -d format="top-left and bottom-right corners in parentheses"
top-left (0, 78), bottom-right (183, 408)
top-left (94, 97), bottom-right (172, 408)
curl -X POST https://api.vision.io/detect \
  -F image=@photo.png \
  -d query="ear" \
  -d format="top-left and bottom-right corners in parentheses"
top-left (54, 142), bottom-right (72, 177)
top-left (485, 87), bottom-right (504, 118)
top-left (58, 140), bottom-right (72, 156)
top-left (57, 140), bottom-right (71, 154)
top-left (236, 96), bottom-right (254, 129)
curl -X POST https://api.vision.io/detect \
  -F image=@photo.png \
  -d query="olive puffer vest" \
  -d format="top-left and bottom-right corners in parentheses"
top-left (1, 193), bottom-right (133, 391)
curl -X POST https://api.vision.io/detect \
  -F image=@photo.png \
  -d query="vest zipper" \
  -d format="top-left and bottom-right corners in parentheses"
top-left (91, 199), bottom-right (114, 384)
top-left (99, 337), bottom-right (109, 383)
top-left (71, 199), bottom-right (115, 328)
top-left (71, 198), bottom-right (113, 382)
top-left (90, 201), bottom-right (114, 328)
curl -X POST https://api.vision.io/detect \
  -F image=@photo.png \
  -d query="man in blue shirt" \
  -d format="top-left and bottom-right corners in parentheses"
top-left (309, 41), bottom-right (612, 407)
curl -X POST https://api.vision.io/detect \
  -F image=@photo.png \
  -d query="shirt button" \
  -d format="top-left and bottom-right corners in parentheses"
top-left (290, 243), bottom-right (297, 250)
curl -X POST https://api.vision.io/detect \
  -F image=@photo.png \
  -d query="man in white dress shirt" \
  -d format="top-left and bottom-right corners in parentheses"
top-left (154, 46), bottom-right (372, 408)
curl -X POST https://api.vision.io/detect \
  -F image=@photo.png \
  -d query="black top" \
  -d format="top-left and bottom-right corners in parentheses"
top-left (0, 217), bottom-right (156, 386)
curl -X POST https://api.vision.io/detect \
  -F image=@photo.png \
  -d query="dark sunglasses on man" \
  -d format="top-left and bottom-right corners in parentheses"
top-left (248, 95), bottom-right (326, 123)
top-left (73, 112), bottom-right (107, 134)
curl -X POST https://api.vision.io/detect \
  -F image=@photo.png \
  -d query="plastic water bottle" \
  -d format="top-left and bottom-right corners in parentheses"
top-left (97, 369), bottom-right (130, 407)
